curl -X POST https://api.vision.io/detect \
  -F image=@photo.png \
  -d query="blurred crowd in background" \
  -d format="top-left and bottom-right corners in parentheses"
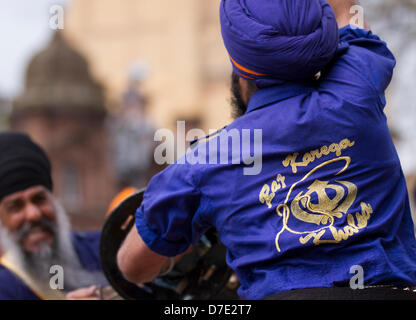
top-left (0, 0), bottom-right (415, 230)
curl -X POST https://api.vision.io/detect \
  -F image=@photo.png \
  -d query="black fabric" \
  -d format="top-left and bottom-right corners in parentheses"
top-left (264, 286), bottom-right (416, 300)
top-left (0, 131), bottom-right (52, 202)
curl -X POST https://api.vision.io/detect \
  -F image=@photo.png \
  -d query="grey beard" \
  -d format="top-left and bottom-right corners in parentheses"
top-left (0, 197), bottom-right (108, 292)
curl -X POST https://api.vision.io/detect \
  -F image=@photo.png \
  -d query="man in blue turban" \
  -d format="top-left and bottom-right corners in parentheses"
top-left (221, 0), bottom-right (339, 87)
top-left (117, 0), bottom-right (416, 299)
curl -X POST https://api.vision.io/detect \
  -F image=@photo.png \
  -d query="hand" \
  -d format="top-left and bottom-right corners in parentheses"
top-left (65, 285), bottom-right (100, 300)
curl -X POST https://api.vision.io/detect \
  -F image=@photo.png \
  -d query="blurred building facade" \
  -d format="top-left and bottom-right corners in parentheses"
top-left (63, 0), bottom-right (233, 132)
top-left (12, 32), bottom-right (116, 229)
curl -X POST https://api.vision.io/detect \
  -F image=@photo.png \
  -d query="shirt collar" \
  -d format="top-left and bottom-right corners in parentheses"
top-left (246, 81), bottom-right (315, 114)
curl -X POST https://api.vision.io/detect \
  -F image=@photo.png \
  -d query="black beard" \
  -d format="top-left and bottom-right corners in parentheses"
top-left (230, 72), bottom-right (248, 119)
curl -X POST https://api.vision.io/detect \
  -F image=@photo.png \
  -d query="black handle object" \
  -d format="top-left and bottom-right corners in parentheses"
top-left (99, 188), bottom-right (235, 300)
top-left (99, 189), bottom-right (157, 300)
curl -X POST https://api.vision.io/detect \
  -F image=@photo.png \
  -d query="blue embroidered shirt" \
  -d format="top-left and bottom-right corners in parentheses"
top-left (135, 26), bottom-right (416, 300)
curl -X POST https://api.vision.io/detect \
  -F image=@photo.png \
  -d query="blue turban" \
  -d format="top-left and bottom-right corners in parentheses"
top-left (220, 0), bottom-right (339, 87)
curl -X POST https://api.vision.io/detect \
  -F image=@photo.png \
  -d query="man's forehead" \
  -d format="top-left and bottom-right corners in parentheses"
top-left (2, 185), bottom-right (50, 203)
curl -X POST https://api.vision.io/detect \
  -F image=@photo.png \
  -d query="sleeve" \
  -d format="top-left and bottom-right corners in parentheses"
top-left (135, 163), bottom-right (206, 257)
top-left (321, 26), bottom-right (396, 108)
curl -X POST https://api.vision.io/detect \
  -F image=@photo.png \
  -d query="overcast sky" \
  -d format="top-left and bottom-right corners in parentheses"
top-left (0, 0), bottom-right (70, 98)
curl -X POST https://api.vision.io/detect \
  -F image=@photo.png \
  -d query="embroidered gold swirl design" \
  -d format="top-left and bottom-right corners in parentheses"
top-left (274, 157), bottom-right (372, 252)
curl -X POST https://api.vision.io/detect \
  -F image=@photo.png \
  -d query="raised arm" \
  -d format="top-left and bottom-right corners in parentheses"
top-left (326, 0), bottom-right (370, 29)
top-left (117, 225), bottom-right (192, 284)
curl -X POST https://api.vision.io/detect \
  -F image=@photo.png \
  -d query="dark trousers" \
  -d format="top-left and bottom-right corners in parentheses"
top-left (264, 286), bottom-right (416, 300)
